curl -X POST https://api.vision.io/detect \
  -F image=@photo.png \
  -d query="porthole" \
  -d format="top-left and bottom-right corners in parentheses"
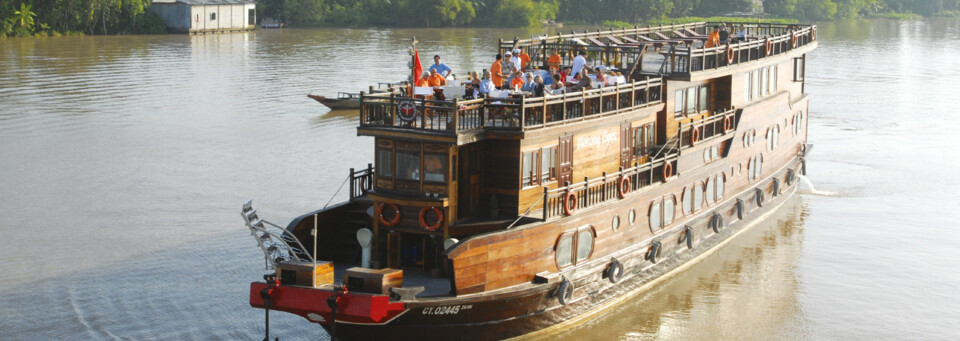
top-left (612, 215), bottom-right (621, 231)
top-left (706, 176), bottom-right (716, 204)
top-left (664, 195), bottom-right (676, 225)
top-left (693, 182), bottom-right (704, 211)
top-left (717, 173), bottom-right (726, 199)
top-left (703, 149), bottom-right (711, 163)
top-left (711, 146), bottom-right (719, 160)
top-left (682, 186), bottom-right (693, 215)
top-left (629, 209), bottom-right (636, 225)
top-left (737, 163), bottom-right (742, 175)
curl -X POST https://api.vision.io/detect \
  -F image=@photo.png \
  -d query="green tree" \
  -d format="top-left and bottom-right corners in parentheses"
top-left (12, 2), bottom-right (36, 29)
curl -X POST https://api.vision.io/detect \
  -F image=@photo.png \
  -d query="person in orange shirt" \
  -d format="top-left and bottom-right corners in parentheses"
top-left (517, 48), bottom-right (530, 69)
top-left (416, 72), bottom-right (431, 87)
top-left (427, 69), bottom-right (446, 87)
top-left (510, 69), bottom-right (525, 90)
top-left (491, 54), bottom-right (504, 89)
top-left (547, 50), bottom-right (562, 71)
top-left (706, 25), bottom-right (720, 48)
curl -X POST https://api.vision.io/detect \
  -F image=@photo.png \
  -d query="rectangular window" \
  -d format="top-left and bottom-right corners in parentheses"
top-left (248, 9), bottom-right (255, 26)
top-left (751, 70), bottom-right (760, 100)
top-left (423, 154), bottom-right (446, 183)
top-left (745, 72), bottom-right (753, 102)
top-left (674, 90), bottom-right (684, 117)
top-left (685, 88), bottom-right (697, 115)
top-left (396, 152), bottom-right (420, 181)
top-left (633, 127), bottom-right (644, 157)
top-left (556, 235), bottom-right (574, 268)
top-left (698, 85), bottom-right (709, 112)
top-left (794, 57), bottom-right (805, 81)
top-left (760, 68), bottom-right (768, 96)
top-left (541, 146), bottom-right (557, 183)
top-left (376, 149), bottom-right (392, 178)
top-left (769, 66), bottom-right (778, 93)
top-left (522, 150), bottom-right (541, 187)
top-left (645, 123), bottom-right (655, 151)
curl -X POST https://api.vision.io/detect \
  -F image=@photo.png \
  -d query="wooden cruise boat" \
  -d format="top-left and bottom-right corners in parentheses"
top-left (243, 22), bottom-right (817, 340)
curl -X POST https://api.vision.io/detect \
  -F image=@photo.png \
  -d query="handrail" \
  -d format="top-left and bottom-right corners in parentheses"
top-left (506, 22), bottom-right (709, 47)
top-left (676, 108), bottom-right (737, 148)
top-left (349, 164), bottom-right (375, 200)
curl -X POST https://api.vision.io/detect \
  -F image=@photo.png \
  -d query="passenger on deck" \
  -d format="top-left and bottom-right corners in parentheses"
top-left (571, 50), bottom-right (587, 77)
top-left (502, 51), bottom-right (516, 77)
top-left (517, 48), bottom-right (531, 69)
top-left (416, 72), bottom-right (431, 87)
top-left (510, 69), bottom-right (525, 90)
top-left (548, 50), bottom-right (562, 71)
top-left (479, 70), bottom-right (495, 97)
top-left (595, 71), bottom-right (606, 87)
top-left (560, 67), bottom-right (571, 84)
top-left (533, 75), bottom-right (545, 97)
top-left (567, 66), bottom-right (593, 92)
top-left (706, 26), bottom-right (720, 48)
top-left (511, 49), bottom-right (523, 70)
top-left (428, 55), bottom-right (452, 78)
top-left (544, 69), bottom-right (556, 85)
top-left (521, 72), bottom-right (536, 92)
top-left (735, 24), bottom-right (747, 43)
top-left (428, 69), bottom-right (447, 87)
top-left (550, 74), bottom-right (564, 93)
top-left (491, 54), bottom-right (505, 89)
top-left (719, 23), bottom-right (730, 45)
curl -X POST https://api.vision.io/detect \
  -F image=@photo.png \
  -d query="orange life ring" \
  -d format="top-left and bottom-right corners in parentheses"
top-left (811, 26), bottom-right (817, 41)
top-left (725, 45), bottom-right (735, 64)
top-left (662, 161), bottom-right (673, 181)
top-left (723, 116), bottom-right (733, 133)
top-left (418, 206), bottom-right (443, 231)
top-left (617, 175), bottom-right (630, 199)
top-left (690, 127), bottom-right (701, 146)
top-left (563, 191), bottom-right (577, 216)
top-left (764, 38), bottom-right (773, 56)
top-left (378, 202), bottom-right (401, 227)
top-left (791, 32), bottom-right (797, 48)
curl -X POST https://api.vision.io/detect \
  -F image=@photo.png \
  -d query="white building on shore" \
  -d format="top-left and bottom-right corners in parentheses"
top-left (151, 0), bottom-right (256, 34)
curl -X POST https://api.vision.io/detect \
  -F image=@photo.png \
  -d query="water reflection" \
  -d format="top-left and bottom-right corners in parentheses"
top-left (534, 196), bottom-right (809, 341)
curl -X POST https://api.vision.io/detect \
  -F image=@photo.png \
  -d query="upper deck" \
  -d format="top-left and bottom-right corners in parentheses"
top-left (358, 22), bottom-right (816, 141)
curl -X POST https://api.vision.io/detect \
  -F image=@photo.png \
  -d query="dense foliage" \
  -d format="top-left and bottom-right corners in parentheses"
top-left (2, 0), bottom-right (959, 37)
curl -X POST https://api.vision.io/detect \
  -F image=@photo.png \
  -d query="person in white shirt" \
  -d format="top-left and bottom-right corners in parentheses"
top-left (510, 49), bottom-right (522, 71)
top-left (479, 70), bottom-right (495, 97)
top-left (571, 50), bottom-right (587, 77)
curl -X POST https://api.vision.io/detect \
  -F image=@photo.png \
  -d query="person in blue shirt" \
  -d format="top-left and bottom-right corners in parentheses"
top-left (428, 55), bottom-right (452, 78)
top-left (479, 70), bottom-right (495, 98)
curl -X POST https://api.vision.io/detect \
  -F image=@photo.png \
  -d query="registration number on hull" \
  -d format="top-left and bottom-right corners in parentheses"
top-left (422, 304), bottom-right (473, 315)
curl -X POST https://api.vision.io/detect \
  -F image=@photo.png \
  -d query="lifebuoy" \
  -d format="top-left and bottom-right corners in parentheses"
top-left (557, 279), bottom-right (574, 305)
top-left (725, 45), bottom-right (735, 64)
top-left (691, 127), bottom-right (701, 146)
top-left (617, 176), bottom-right (630, 199)
top-left (723, 116), bottom-right (733, 133)
top-left (756, 188), bottom-right (765, 207)
top-left (646, 241), bottom-right (662, 263)
top-left (711, 212), bottom-right (724, 233)
top-left (765, 38), bottom-right (773, 56)
top-left (378, 202), bottom-right (401, 227)
top-left (811, 26), bottom-right (817, 41)
top-left (791, 32), bottom-right (798, 48)
top-left (418, 206), bottom-right (443, 231)
top-left (563, 191), bottom-right (577, 216)
top-left (662, 162), bottom-right (673, 181)
top-left (605, 258), bottom-right (624, 283)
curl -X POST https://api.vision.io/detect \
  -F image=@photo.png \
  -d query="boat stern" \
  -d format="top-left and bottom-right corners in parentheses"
top-left (249, 281), bottom-right (408, 325)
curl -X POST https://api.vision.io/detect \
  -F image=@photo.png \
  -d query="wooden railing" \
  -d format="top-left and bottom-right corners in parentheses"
top-left (503, 22), bottom-right (705, 49)
top-left (360, 79), bottom-right (663, 134)
top-left (489, 78), bottom-right (663, 130)
top-left (542, 155), bottom-right (678, 220)
top-left (349, 164), bottom-right (374, 200)
top-left (663, 24), bottom-right (817, 74)
top-left (677, 108), bottom-right (739, 148)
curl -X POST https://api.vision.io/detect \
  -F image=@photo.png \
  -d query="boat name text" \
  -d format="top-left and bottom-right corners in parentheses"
top-left (576, 130), bottom-right (618, 150)
top-left (422, 304), bottom-right (473, 315)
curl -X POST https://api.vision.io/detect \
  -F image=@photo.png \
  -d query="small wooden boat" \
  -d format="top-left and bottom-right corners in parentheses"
top-left (308, 92), bottom-right (361, 110)
top-left (260, 17), bottom-right (283, 29)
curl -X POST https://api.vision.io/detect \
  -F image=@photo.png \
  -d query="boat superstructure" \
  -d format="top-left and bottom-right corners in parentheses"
top-left (243, 22), bottom-right (817, 340)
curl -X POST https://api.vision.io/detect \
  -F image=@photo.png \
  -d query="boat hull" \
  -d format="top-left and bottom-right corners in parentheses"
top-left (253, 160), bottom-right (803, 340)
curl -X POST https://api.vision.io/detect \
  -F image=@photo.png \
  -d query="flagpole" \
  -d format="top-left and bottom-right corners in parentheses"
top-left (313, 213), bottom-right (318, 267)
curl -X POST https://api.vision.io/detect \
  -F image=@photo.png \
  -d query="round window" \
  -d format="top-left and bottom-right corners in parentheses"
top-left (629, 209), bottom-right (636, 225)
top-left (612, 215), bottom-right (621, 231)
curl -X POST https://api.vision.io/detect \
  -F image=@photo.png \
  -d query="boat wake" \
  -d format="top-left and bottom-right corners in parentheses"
top-left (798, 175), bottom-right (835, 196)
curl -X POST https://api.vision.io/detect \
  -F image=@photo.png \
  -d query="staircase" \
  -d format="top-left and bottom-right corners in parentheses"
top-left (332, 199), bottom-right (373, 264)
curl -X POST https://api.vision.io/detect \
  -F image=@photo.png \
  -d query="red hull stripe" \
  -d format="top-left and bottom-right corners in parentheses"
top-left (249, 282), bottom-right (407, 325)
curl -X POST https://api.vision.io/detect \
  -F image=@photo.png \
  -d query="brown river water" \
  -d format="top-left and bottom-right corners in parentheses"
top-left (1, 19), bottom-right (958, 340)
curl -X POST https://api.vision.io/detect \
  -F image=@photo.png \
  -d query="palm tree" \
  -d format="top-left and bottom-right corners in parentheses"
top-left (12, 3), bottom-right (36, 30)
